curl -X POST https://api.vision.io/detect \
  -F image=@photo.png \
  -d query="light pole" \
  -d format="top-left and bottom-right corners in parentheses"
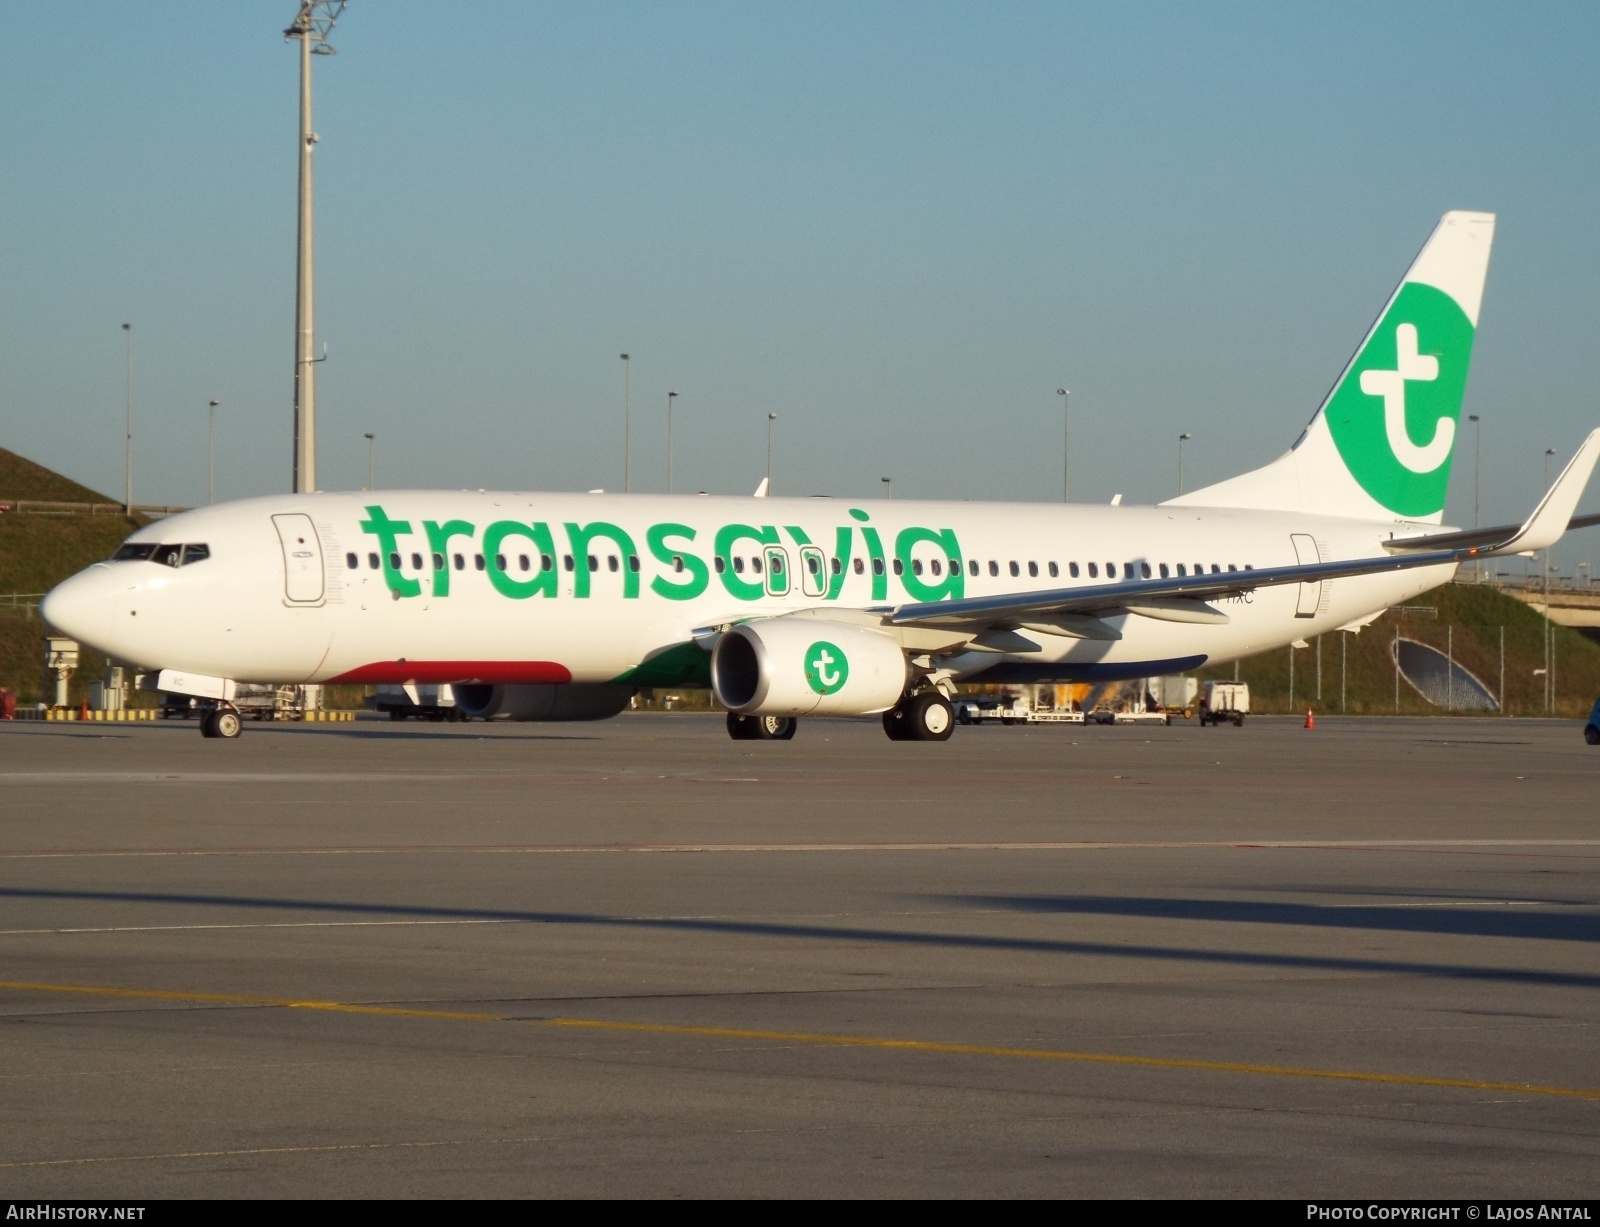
top-left (1057, 388), bottom-right (1070, 503)
top-left (666, 392), bottom-right (678, 493)
top-left (285, 1), bottom-right (346, 496)
top-left (207, 400), bottom-right (219, 505)
top-left (1177, 432), bottom-right (1193, 495)
top-left (121, 324), bottom-right (133, 514)
top-left (766, 412), bottom-right (778, 493)
top-left (620, 353), bottom-right (632, 493)
top-left (363, 432), bottom-right (376, 491)
top-left (881, 476), bottom-right (892, 500)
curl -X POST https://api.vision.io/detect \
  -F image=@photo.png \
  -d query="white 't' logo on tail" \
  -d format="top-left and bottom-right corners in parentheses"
top-left (1359, 322), bottom-right (1453, 473)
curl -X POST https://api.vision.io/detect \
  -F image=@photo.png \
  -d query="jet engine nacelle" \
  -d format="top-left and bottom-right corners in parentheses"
top-left (711, 618), bottom-right (908, 717)
top-left (453, 683), bottom-right (633, 722)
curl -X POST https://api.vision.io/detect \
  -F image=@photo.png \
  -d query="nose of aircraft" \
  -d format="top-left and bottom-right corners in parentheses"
top-left (40, 565), bottom-right (118, 653)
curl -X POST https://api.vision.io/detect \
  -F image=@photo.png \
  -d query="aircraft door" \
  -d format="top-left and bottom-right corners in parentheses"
top-left (763, 546), bottom-right (791, 597)
top-left (1290, 533), bottom-right (1321, 618)
top-left (273, 513), bottom-right (326, 605)
top-left (798, 545), bottom-right (827, 598)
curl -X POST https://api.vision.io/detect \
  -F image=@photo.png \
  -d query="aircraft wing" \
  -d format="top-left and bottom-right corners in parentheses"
top-left (886, 548), bottom-right (1464, 631)
top-left (890, 427), bottom-right (1600, 635)
top-left (1384, 428), bottom-right (1600, 557)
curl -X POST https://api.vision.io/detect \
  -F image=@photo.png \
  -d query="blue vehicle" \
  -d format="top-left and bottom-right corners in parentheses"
top-left (1586, 699), bottom-right (1600, 746)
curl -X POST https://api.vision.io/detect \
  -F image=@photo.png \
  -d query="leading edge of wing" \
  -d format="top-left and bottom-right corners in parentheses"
top-left (888, 549), bottom-right (1465, 628)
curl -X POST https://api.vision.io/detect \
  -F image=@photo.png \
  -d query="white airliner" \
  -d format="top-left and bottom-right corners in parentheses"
top-left (41, 211), bottom-right (1600, 741)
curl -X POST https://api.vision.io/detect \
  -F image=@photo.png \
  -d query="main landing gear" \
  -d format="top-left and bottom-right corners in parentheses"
top-left (882, 691), bottom-right (954, 742)
top-left (726, 712), bottom-right (798, 741)
top-left (199, 705), bottom-right (242, 740)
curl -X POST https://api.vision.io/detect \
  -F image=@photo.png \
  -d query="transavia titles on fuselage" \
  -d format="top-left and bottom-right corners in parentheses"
top-left (40, 212), bottom-right (1600, 742)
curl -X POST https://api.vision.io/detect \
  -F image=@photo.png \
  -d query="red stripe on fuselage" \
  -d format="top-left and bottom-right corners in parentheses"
top-left (328, 661), bottom-right (573, 685)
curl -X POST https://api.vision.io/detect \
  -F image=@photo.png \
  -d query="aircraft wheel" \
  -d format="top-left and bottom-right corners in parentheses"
top-left (909, 692), bottom-right (954, 742)
top-left (1586, 725), bottom-right (1600, 746)
top-left (1233, 715), bottom-right (1245, 727)
top-left (881, 706), bottom-right (911, 741)
top-left (751, 715), bottom-right (797, 740)
top-left (727, 712), bottom-right (757, 740)
top-left (199, 710), bottom-right (219, 738)
top-left (213, 709), bottom-right (242, 739)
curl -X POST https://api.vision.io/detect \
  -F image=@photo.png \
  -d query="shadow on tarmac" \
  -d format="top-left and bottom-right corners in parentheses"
top-left (4, 885), bottom-right (1597, 990)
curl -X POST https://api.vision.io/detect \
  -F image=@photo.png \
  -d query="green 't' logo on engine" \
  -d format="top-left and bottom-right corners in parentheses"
top-left (1324, 281), bottom-right (1476, 519)
top-left (804, 641), bottom-right (849, 695)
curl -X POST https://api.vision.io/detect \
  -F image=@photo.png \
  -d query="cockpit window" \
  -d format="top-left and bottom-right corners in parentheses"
top-left (111, 542), bottom-right (210, 566)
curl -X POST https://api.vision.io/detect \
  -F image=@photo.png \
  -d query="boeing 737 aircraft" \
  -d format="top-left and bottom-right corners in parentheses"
top-left (41, 211), bottom-right (1600, 741)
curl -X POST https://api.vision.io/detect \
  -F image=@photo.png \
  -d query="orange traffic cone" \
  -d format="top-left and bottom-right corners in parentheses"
top-left (1304, 708), bottom-right (1316, 729)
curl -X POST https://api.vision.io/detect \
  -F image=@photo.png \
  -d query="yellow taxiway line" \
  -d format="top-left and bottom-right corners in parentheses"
top-left (2, 977), bottom-right (1596, 1102)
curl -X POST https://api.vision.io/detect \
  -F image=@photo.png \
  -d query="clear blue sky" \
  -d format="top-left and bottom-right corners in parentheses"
top-left (3, 3), bottom-right (1598, 564)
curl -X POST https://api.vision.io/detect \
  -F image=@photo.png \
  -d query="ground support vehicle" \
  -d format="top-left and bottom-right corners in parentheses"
top-left (1585, 698), bottom-right (1600, 745)
top-left (1199, 680), bottom-right (1250, 727)
top-left (954, 690), bottom-right (1084, 726)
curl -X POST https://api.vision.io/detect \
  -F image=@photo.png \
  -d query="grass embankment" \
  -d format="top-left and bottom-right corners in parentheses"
top-left (0, 448), bottom-right (113, 503)
top-left (1198, 582), bottom-right (1599, 718)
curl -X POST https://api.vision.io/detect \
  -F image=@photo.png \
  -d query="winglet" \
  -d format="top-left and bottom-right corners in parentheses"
top-left (1482, 428), bottom-right (1600, 556)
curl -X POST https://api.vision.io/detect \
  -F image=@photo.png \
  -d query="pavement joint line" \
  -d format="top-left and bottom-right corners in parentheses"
top-left (2, 978), bottom-right (1596, 1103)
top-left (0, 1136), bottom-right (549, 1170)
top-left (3, 838), bottom-right (1600, 861)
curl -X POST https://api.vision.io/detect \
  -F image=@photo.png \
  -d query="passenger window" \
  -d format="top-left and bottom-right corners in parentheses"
top-left (1211, 564), bottom-right (1220, 573)
top-left (389, 552), bottom-right (401, 571)
top-left (433, 553), bottom-right (445, 571)
top-left (808, 555), bottom-right (821, 576)
top-left (1088, 562), bottom-right (1098, 578)
top-left (830, 557), bottom-right (842, 575)
top-left (1027, 561), bottom-right (1038, 578)
top-left (369, 553), bottom-right (381, 570)
top-left (988, 561), bottom-right (998, 577)
top-left (587, 555), bottom-right (599, 572)
top-left (715, 556), bottom-right (726, 573)
top-left (1048, 562), bottom-right (1058, 578)
top-left (872, 558), bottom-right (885, 576)
top-left (1159, 563), bottom-right (1169, 578)
top-left (1177, 563), bottom-right (1187, 576)
top-left (1227, 563), bottom-right (1237, 572)
top-left (912, 559), bottom-right (924, 576)
top-left (1106, 563), bottom-right (1117, 578)
top-left (563, 554), bottom-right (575, 572)
top-left (969, 560), bottom-right (979, 577)
top-left (893, 559), bottom-right (904, 575)
top-left (494, 554), bottom-right (506, 571)
top-left (607, 555), bottom-right (619, 573)
top-left (475, 554), bottom-right (486, 571)
top-left (1008, 561), bottom-right (1019, 577)
top-left (628, 555), bottom-right (640, 573)
top-left (769, 554), bottom-right (783, 574)
top-left (751, 556), bottom-right (763, 574)
top-left (949, 557), bottom-right (960, 575)
top-left (453, 553), bottom-right (465, 571)
top-left (406, 553), bottom-right (418, 571)
top-left (1140, 562), bottom-right (1151, 578)
top-left (1069, 562), bottom-right (1079, 578)
top-left (733, 557), bottom-right (744, 574)
top-left (518, 555), bottom-right (530, 572)
top-left (673, 555), bottom-right (685, 573)
top-left (854, 558), bottom-right (865, 575)
top-left (1195, 563), bottom-right (1203, 574)
top-left (346, 552), bottom-right (358, 569)
top-left (541, 554), bottom-right (554, 572)
top-left (929, 559), bottom-right (940, 576)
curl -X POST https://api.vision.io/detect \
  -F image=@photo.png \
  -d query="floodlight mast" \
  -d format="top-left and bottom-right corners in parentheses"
top-left (284, 1), bottom-right (345, 495)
